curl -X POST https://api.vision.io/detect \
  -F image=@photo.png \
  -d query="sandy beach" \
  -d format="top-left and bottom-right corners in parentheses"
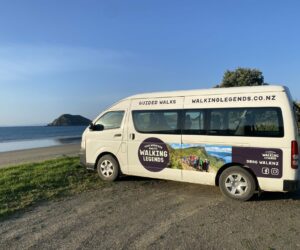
top-left (0, 144), bottom-right (80, 168)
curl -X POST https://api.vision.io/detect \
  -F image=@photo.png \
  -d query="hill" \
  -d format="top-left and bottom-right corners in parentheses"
top-left (48, 114), bottom-right (91, 126)
top-left (167, 145), bottom-right (225, 173)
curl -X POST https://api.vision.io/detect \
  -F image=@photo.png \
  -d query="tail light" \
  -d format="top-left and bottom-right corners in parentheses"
top-left (291, 140), bottom-right (299, 169)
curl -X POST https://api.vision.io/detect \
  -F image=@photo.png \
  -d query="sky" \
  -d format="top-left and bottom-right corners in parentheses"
top-left (1, 0), bottom-right (300, 126)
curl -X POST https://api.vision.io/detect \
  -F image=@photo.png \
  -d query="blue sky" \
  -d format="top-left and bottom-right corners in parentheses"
top-left (1, 0), bottom-right (300, 126)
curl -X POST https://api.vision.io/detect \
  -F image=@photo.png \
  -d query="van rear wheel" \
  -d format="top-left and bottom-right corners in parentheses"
top-left (219, 166), bottom-right (256, 201)
top-left (97, 155), bottom-right (119, 181)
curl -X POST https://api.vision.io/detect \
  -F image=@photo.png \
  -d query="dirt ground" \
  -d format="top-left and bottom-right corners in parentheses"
top-left (1, 176), bottom-right (300, 250)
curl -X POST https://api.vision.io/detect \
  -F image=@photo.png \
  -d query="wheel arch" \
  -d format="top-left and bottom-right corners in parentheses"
top-left (95, 152), bottom-right (121, 172)
top-left (215, 162), bottom-right (260, 191)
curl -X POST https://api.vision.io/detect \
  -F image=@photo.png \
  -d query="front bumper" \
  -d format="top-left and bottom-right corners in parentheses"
top-left (79, 149), bottom-right (95, 170)
top-left (283, 180), bottom-right (300, 192)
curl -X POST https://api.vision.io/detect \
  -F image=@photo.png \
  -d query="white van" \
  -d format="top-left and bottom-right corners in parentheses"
top-left (80, 85), bottom-right (300, 201)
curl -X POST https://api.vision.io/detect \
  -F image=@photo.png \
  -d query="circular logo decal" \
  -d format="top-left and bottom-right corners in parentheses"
top-left (138, 137), bottom-right (170, 172)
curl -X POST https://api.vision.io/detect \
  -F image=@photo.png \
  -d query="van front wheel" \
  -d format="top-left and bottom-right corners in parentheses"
top-left (219, 166), bottom-right (256, 201)
top-left (97, 155), bottom-right (119, 181)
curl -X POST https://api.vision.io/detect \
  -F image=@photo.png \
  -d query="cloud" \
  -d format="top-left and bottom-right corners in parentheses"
top-left (0, 44), bottom-right (132, 81)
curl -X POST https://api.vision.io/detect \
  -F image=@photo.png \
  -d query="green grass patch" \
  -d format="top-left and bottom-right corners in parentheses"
top-left (0, 157), bottom-right (105, 219)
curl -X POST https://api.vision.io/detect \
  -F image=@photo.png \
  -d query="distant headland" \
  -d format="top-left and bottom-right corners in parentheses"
top-left (47, 114), bottom-right (91, 126)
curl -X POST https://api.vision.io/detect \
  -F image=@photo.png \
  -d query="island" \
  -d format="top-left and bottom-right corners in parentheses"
top-left (48, 114), bottom-right (91, 126)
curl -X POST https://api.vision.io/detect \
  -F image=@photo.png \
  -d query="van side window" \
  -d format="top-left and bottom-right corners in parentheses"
top-left (182, 108), bottom-right (283, 137)
top-left (212, 108), bottom-right (284, 137)
top-left (132, 111), bottom-right (179, 134)
top-left (95, 111), bottom-right (125, 130)
top-left (208, 109), bottom-right (245, 135)
top-left (209, 110), bottom-right (226, 135)
top-left (183, 111), bottom-right (205, 134)
top-left (250, 109), bottom-right (283, 137)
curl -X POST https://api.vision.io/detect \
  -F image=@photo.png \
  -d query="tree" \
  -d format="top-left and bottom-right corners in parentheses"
top-left (217, 67), bottom-right (264, 88)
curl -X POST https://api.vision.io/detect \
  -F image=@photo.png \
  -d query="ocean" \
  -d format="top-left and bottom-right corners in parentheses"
top-left (0, 126), bottom-right (87, 152)
top-left (206, 151), bottom-right (232, 163)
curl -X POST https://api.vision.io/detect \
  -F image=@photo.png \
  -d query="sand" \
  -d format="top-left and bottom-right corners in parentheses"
top-left (0, 144), bottom-right (80, 168)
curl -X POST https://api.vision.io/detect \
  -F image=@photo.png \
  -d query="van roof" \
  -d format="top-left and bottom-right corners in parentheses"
top-left (126, 85), bottom-right (286, 100)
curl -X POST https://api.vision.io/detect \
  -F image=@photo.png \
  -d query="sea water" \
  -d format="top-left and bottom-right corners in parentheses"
top-left (0, 126), bottom-right (86, 152)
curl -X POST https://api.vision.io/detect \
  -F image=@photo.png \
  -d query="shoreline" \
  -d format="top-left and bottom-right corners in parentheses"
top-left (0, 137), bottom-right (82, 153)
top-left (0, 143), bottom-right (81, 168)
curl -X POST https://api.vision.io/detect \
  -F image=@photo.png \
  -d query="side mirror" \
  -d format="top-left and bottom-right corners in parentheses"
top-left (89, 123), bottom-right (94, 130)
top-left (90, 124), bottom-right (104, 131)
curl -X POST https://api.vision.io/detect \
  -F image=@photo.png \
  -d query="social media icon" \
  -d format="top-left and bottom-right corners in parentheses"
top-left (262, 167), bottom-right (270, 175)
top-left (271, 168), bottom-right (279, 175)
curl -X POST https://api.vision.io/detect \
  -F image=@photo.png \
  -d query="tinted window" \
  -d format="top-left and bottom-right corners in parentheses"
top-left (96, 111), bottom-right (124, 130)
top-left (183, 111), bottom-right (205, 134)
top-left (208, 109), bottom-right (244, 135)
top-left (132, 110), bottom-right (179, 134)
top-left (249, 109), bottom-right (283, 137)
top-left (209, 110), bottom-right (226, 134)
top-left (293, 104), bottom-right (300, 135)
top-left (183, 108), bottom-right (283, 137)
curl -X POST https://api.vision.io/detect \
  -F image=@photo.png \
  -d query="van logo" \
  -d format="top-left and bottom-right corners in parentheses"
top-left (138, 138), bottom-right (170, 172)
top-left (262, 151), bottom-right (279, 160)
top-left (232, 147), bottom-right (282, 178)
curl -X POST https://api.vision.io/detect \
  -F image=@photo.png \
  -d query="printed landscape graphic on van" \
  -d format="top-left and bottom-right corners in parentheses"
top-left (168, 143), bottom-right (231, 173)
top-left (138, 138), bottom-right (283, 178)
top-left (138, 138), bottom-right (231, 173)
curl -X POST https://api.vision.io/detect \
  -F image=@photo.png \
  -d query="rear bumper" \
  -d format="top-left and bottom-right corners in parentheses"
top-left (283, 180), bottom-right (300, 192)
top-left (79, 149), bottom-right (95, 170)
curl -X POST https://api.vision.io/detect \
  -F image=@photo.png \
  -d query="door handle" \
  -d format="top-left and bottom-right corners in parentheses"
top-left (114, 134), bottom-right (122, 138)
top-left (129, 133), bottom-right (135, 140)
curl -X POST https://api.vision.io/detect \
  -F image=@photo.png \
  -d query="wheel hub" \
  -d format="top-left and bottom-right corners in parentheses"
top-left (100, 160), bottom-right (114, 177)
top-left (225, 173), bottom-right (248, 196)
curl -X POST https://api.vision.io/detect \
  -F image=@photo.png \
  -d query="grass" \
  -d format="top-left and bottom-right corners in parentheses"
top-left (0, 157), bottom-right (105, 219)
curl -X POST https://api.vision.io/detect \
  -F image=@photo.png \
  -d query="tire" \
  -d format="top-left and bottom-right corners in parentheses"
top-left (97, 155), bottom-right (120, 182)
top-left (219, 166), bottom-right (256, 201)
